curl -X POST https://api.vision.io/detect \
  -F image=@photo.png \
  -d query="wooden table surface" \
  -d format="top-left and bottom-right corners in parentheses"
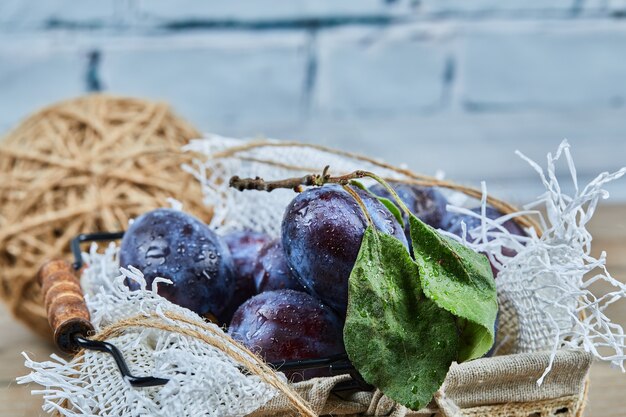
top-left (1, 205), bottom-right (624, 416)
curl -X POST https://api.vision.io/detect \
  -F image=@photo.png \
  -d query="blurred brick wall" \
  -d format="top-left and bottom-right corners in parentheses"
top-left (1, 0), bottom-right (625, 202)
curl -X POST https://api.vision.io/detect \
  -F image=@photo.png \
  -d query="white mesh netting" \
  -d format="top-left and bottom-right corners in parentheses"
top-left (441, 141), bottom-right (626, 382)
top-left (18, 244), bottom-right (280, 417)
top-left (19, 136), bottom-right (626, 415)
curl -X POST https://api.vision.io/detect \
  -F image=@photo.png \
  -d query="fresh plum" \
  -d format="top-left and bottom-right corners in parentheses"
top-left (228, 289), bottom-right (345, 381)
top-left (282, 184), bottom-right (407, 318)
top-left (221, 231), bottom-right (272, 322)
top-left (119, 208), bottom-right (234, 323)
top-left (254, 239), bottom-right (306, 294)
top-left (369, 182), bottom-right (448, 229)
top-left (369, 182), bottom-right (448, 254)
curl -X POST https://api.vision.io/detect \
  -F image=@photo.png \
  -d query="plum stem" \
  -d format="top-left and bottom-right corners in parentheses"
top-left (229, 166), bottom-right (368, 192)
top-left (342, 184), bottom-right (374, 227)
top-left (230, 166), bottom-right (386, 225)
top-left (229, 168), bottom-right (412, 216)
top-left (360, 171), bottom-right (413, 217)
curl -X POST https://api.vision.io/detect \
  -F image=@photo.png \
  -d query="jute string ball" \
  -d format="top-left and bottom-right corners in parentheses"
top-left (0, 94), bottom-right (209, 338)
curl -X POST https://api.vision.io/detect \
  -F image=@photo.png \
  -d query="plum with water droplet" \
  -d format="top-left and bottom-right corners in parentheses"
top-left (221, 230), bottom-right (272, 322)
top-left (119, 208), bottom-right (234, 322)
top-left (228, 289), bottom-right (345, 381)
top-left (369, 182), bottom-right (448, 254)
top-left (282, 184), bottom-right (408, 318)
top-left (254, 239), bottom-right (306, 294)
top-left (369, 182), bottom-right (448, 230)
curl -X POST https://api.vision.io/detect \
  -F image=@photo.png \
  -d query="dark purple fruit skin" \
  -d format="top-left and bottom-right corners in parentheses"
top-left (254, 239), bottom-right (306, 294)
top-left (228, 289), bottom-right (345, 381)
top-left (282, 185), bottom-right (408, 318)
top-left (442, 206), bottom-right (527, 276)
top-left (119, 208), bottom-right (235, 322)
top-left (443, 206), bottom-right (526, 252)
top-left (369, 182), bottom-right (448, 230)
top-left (221, 231), bottom-right (272, 323)
top-left (224, 231), bottom-right (272, 284)
top-left (369, 182), bottom-right (448, 255)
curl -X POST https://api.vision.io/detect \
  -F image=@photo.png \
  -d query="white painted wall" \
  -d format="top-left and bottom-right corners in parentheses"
top-left (0, 1), bottom-right (625, 203)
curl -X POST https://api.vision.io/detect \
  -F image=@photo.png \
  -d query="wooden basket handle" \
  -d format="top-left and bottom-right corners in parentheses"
top-left (38, 259), bottom-right (94, 353)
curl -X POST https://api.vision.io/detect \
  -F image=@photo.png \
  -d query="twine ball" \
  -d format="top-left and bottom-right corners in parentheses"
top-left (0, 94), bottom-right (210, 338)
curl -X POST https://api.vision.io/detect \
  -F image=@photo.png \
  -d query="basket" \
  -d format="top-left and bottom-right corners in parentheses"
top-left (182, 139), bottom-right (593, 417)
top-left (25, 137), bottom-right (600, 417)
top-left (253, 350), bottom-right (590, 416)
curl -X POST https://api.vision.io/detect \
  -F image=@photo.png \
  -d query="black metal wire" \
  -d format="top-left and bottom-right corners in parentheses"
top-left (71, 231), bottom-right (372, 392)
top-left (74, 336), bottom-right (169, 387)
top-left (269, 353), bottom-right (350, 372)
top-left (73, 334), bottom-right (371, 390)
top-left (269, 354), bottom-right (373, 391)
top-left (71, 231), bottom-right (125, 270)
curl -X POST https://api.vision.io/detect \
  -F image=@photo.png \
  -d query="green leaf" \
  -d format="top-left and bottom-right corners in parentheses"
top-left (344, 227), bottom-right (458, 411)
top-left (408, 215), bottom-right (498, 361)
top-left (376, 196), bottom-right (405, 227)
top-left (351, 179), bottom-right (404, 227)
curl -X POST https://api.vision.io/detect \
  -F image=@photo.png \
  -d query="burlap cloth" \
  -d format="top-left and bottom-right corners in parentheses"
top-left (251, 350), bottom-right (591, 417)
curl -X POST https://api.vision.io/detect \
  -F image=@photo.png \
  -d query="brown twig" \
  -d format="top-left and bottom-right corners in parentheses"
top-left (216, 140), bottom-right (543, 235)
top-left (229, 166), bottom-right (369, 192)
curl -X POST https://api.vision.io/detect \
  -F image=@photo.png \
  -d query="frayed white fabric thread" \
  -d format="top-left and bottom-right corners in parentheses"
top-left (182, 135), bottom-right (424, 237)
top-left (441, 140), bottom-right (626, 384)
top-left (18, 244), bottom-right (279, 417)
top-left (166, 197), bottom-right (184, 212)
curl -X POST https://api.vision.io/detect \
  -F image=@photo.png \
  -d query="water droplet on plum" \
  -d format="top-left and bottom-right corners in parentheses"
top-left (119, 208), bottom-right (235, 323)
